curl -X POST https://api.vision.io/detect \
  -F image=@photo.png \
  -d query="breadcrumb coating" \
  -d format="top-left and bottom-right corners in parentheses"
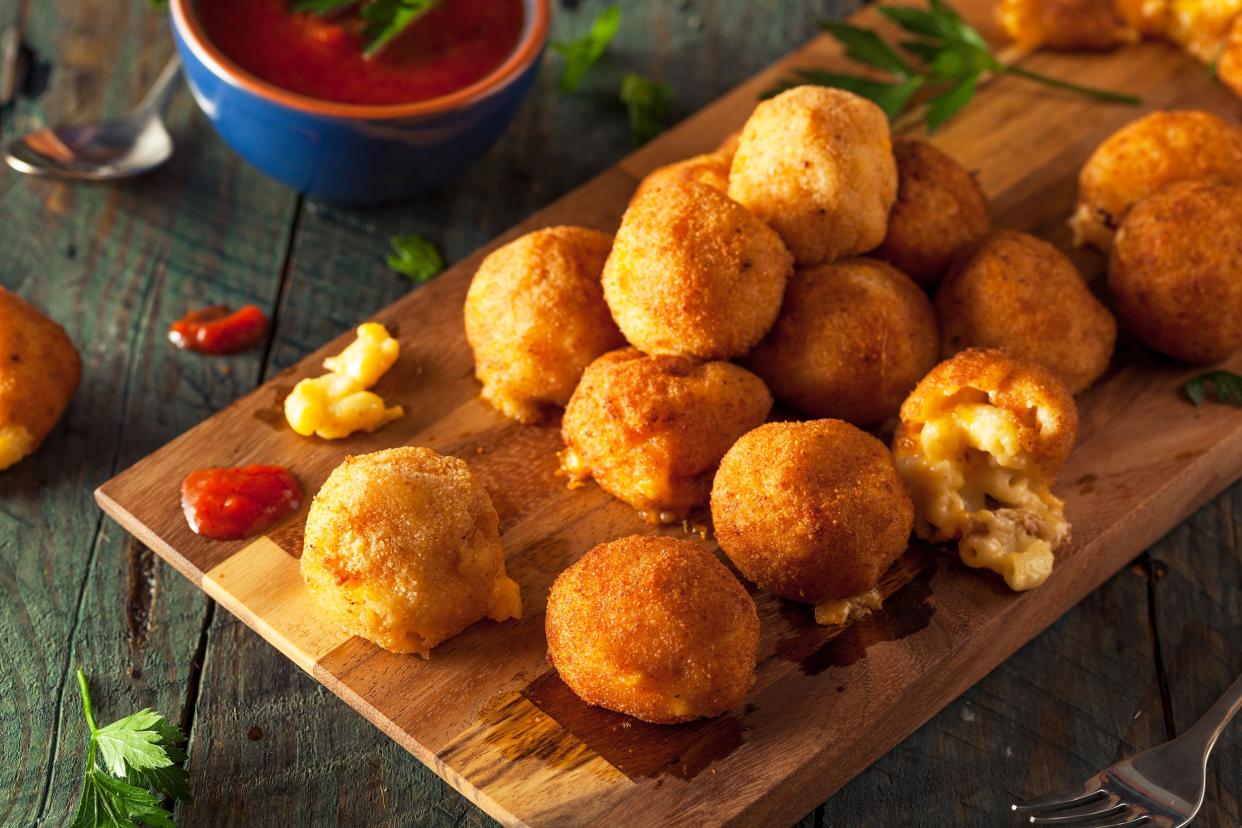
top-left (711, 420), bottom-right (913, 605)
top-left (545, 535), bottom-right (759, 724)
top-left (301, 447), bottom-right (520, 657)
top-left (561, 348), bottom-right (772, 522)
top-left (466, 226), bottom-right (624, 423)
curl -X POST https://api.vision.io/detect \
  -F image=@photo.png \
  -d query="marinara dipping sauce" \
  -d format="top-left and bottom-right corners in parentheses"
top-left (181, 465), bottom-right (303, 541)
top-left (197, 0), bottom-right (526, 106)
top-left (169, 304), bottom-right (269, 355)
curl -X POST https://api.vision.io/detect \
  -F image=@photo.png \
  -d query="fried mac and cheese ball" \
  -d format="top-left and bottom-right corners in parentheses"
top-left (893, 349), bottom-right (1078, 592)
top-left (711, 420), bottom-right (913, 626)
top-left (745, 259), bottom-right (938, 427)
top-left (561, 349), bottom-right (771, 522)
top-left (602, 182), bottom-right (792, 359)
top-left (546, 535), bottom-right (759, 724)
top-left (1071, 109), bottom-right (1242, 250)
top-left (1217, 16), bottom-right (1242, 98)
top-left (999, 0), bottom-right (1136, 49)
top-left (631, 152), bottom-right (732, 202)
top-left (728, 86), bottom-right (898, 266)
top-left (465, 226), bottom-right (623, 423)
top-left (873, 138), bottom-right (990, 286)
top-left (936, 231), bottom-right (1117, 393)
top-left (301, 447), bottom-right (521, 657)
top-left (0, 288), bottom-right (81, 471)
top-left (1109, 179), bottom-right (1242, 363)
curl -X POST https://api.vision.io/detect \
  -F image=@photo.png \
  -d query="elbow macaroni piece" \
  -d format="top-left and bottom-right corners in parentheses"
top-left (284, 323), bottom-right (403, 440)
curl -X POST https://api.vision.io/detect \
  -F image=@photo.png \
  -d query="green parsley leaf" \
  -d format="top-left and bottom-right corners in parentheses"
top-left (146, 0), bottom-right (168, 8)
top-left (387, 233), bottom-right (444, 282)
top-left (290, 0), bottom-right (356, 13)
top-left (552, 5), bottom-right (622, 93)
top-left (820, 22), bottom-right (915, 78)
top-left (1185, 370), bottom-right (1242, 407)
top-left (620, 72), bottom-right (673, 147)
top-left (95, 710), bottom-right (176, 778)
top-left (772, 0), bottom-right (1138, 132)
top-left (68, 670), bottom-right (190, 828)
top-left (360, 0), bottom-right (436, 58)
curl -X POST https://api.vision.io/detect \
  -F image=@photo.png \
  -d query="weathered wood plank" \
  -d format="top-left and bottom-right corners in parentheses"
top-left (0, 0), bottom-right (298, 824)
top-left (1149, 487), bottom-right (1242, 826)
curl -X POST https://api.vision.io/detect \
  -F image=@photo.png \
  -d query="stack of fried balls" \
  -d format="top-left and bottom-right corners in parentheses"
top-left (308, 88), bottom-right (1242, 728)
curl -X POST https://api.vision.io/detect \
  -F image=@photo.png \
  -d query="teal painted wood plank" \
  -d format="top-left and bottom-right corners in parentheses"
top-left (0, 1), bottom-right (298, 825)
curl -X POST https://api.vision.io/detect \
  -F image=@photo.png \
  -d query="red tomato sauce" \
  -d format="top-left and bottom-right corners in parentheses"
top-left (169, 304), bottom-right (268, 355)
top-left (197, 0), bottom-right (526, 106)
top-left (181, 465), bottom-right (303, 541)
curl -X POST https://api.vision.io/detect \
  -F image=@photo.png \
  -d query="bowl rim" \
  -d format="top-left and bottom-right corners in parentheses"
top-left (169, 0), bottom-right (551, 121)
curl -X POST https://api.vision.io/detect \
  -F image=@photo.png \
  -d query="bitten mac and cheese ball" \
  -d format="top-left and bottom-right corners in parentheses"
top-left (872, 138), bottom-right (990, 286)
top-left (0, 288), bottom-right (81, 471)
top-left (301, 447), bottom-right (521, 657)
top-left (1071, 109), bottom-right (1242, 250)
top-left (893, 349), bottom-right (1078, 592)
top-left (1109, 179), bottom-right (1242, 363)
top-left (728, 85), bottom-right (897, 265)
top-left (465, 226), bottom-right (623, 423)
top-left (936, 230), bottom-right (1117, 393)
top-left (711, 420), bottom-right (914, 626)
top-left (602, 181), bottom-right (792, 360)
top-left (545, 535), bottom-right (759, 724)
top-left (560, 349), bottom-right (771, 522)
top-left (745, 259), bottom-right (938, 427)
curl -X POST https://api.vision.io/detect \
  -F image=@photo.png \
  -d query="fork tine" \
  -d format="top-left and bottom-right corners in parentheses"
top-left (1012, 778), bottom-right (1107, 813)
top-left (1028, 803), bottom-right (1129, 825)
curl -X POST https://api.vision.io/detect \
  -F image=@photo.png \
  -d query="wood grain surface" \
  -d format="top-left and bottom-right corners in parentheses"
top-left (3, 1), bottom-right (1241, 827)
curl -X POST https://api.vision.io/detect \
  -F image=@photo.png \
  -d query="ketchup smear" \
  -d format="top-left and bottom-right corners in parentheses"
top-left (169, 305), bottom-right (268, 355)
top-left (197, 0), bottom-right (525, 107)
top-left (181, 465), bottom-right (303, 541)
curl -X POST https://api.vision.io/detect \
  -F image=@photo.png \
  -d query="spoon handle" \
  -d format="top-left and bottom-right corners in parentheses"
top-left (138, 55), bottom-right (182, 116)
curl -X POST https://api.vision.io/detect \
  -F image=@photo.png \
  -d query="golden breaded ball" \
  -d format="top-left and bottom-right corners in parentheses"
top-left (999, 0), bottom-right (1136, 49)
top-left (745, 259), bottom-right (938, 427)
top-left (465, 226), bottom-right (624, 423)
top-left (728, 86), bottom-right (897, 265)
top-left (631, 152), bottom-right (731, 202)
top-left (1071, 110), bottom-right (1242, 250)
top-left (561, 348), bottom-right (772, 522)
top-left (711, 420), bottom-right (913, 609)
top-left (602, 182), bottom-right (792, 359)
top-left (545, 535), bottom-right (759, 724)
top-left (1109, 179), bottom-right (1242, 363)
top-left (1165, 0), bottom-right (1242, 62)
top-left (301, 447), bottom-right (521, 657)
top-left (892, 349), bottom-right (1078, 591)
top-left (1215, 16), bottom-right (1242, 101)
top-left (872, 138), bottom-right (990, 286)
top-left (0, 288), bottom-right (81, 471)
top-left (937, 231), bottom-right (1117, 393)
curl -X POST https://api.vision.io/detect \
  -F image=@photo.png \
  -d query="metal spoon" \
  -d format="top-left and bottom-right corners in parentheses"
top-left (4, 55), bottom-right (181, 181)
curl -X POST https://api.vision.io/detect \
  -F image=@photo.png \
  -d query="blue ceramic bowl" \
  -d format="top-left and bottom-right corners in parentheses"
top-left (169, 0), bottom-right (550, 203)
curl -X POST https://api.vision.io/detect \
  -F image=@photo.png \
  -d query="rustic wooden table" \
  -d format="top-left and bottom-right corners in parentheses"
top-left (1, 1), bottom-right (1239, 826)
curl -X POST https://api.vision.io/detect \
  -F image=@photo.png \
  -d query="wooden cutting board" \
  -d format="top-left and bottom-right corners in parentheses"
top-left (95, 1), bottom-right (1242, 825)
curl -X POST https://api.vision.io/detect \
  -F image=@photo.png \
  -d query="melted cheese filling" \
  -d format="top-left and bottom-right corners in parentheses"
top-left (896, 403), bottom-right (1068, 591)
top-left (0, 424), bottom-right (34, 472)
top-left (284, 323), bottom-right (403, 440)
top-left (814, 588), bottom-right (884, 627)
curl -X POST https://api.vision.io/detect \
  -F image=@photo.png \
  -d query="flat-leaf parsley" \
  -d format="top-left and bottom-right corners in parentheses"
top-left (552, 5), bottom-right (622, 93)
top-left (387, 233), bottom-right (445, 282)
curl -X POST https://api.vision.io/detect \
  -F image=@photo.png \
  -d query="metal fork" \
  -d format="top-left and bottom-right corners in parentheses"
top-left (1011, 672), bottom-right (1242, 827)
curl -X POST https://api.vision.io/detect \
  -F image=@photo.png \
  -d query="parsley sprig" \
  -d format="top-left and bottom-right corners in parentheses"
top-left (69, 670), bottom-right (191, 828)
top-left (552, 5), bottom-right (622, 93)
top-left (771, 0), bottom-right (1140, 131)
top-left (621, 73), bottom-right (674, 147)
top-left (287, 0), bottom-right (435, 58)
top-left (387, 233), bottom-right (444, 282)
top-left (1185, 370), bottom-right (1242, 407)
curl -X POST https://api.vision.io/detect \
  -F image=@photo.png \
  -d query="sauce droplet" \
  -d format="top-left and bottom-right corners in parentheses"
top-left (181, 465), bottom-right (302, 540)
top-left (169, 304), bottom-right (269, 355)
